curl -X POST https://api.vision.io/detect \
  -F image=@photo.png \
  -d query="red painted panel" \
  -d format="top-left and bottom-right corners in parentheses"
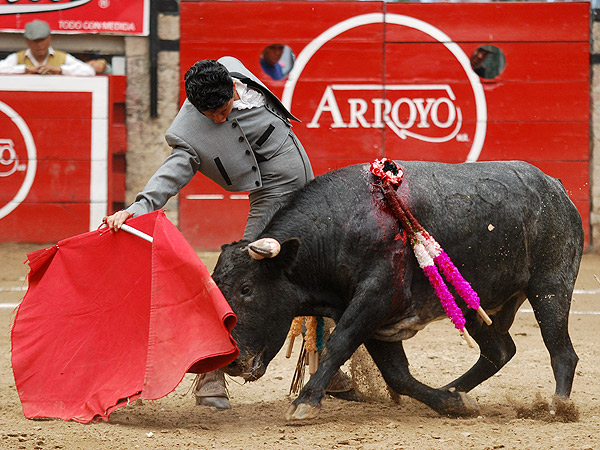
top-left (108, 75), bottom-right (127, 211)
top-left (179, 1), bottom-right (385, 103)
top-left (382, 137), bottom-right (474, 164)
top-left (111, 172), bottom-right (126, 203)
top-left (384, 42), bottom-right (589, 83)
top-left (0, 117), bottom-right (92, 161)
top-left (384, 121), bottom-right (589, 163)
top-left (307, 158), bottom-right (375, 176)
top-left (0, 160), bottom-right (91, 203)
top-left (483, 82), bottom-right (589, 122)
top-left (480, 122), bottom-right (590, 161)
top-left (354, 79), bottom-right (590, 124)
top-left (181, 1), bottom-right (383, 43)
top-left (0, 91), bottom-right (92, 119)
top-left (288, 76), bottom-right (386, 162)
top-left (385, 3), bottom-right (589, 43)
top-left (532, 161), bottom-right (590, 201)
top-left (573, 200), bottom-right (591, 244)
top-left (180, 43), bottom-right (386, 106)
top-left (110, 124), bottom-right (128, 154)
top-left (0, 203), bottom-right (90, 243)
top-left (109, 76), bottom-right (127, 103)
top-left (179, 176), bottom-right (249, 249)
top-left (0, 0), bottom-right (149, 36)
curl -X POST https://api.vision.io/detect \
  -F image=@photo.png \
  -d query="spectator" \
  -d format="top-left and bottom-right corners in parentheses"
top-left (470, 46), bottom-right (491, 77)
top-left (87, 58), bottom-right (112, 75)
top-left (0, 20), bottom-right (95, 76)
top-left (76, 53), bottom-right (113, 75)
top-left (260, 44), bottom-right (285, 81)
top-left (470, 44), bottom-right (505, 79)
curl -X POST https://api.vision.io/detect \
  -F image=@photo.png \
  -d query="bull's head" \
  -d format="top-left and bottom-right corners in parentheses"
top-left (213, 237), bottom-right (301, 382)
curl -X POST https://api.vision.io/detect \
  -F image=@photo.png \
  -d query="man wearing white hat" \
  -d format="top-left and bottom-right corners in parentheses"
top-left (0, 20), bottom-right (95, 76)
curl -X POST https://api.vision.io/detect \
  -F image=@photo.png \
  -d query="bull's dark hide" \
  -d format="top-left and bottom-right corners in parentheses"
top-left (214, 161), bottom-right (583, 420)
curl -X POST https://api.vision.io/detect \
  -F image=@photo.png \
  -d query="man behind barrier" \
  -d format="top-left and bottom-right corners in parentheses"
top-left (0, 20), bottom-right (95, 76)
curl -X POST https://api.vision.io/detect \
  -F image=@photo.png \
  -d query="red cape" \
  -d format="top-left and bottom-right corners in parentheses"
top-left (11, 210), bottom-right (238, 423)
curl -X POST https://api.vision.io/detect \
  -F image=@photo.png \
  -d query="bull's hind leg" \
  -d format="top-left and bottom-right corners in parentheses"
top-left (441, 298), bottom-right (522, 393)
top-left (365, 339), bottom-right (479, 416)
top-left (527, 280), bottom-right (578, 399)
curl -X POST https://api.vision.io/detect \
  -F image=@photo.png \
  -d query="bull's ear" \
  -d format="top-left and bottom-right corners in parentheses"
top-left (275, 238), bottom-right (300, 268)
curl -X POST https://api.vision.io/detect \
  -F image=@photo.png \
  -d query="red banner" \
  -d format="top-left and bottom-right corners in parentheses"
top-left (0, 0), bottom-right (148, 36)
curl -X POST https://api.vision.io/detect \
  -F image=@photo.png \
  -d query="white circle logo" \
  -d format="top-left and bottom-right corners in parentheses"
top-left (0, 101), bottom-right (37, 219)
top-left (282, 13), bottom-right (487, 162)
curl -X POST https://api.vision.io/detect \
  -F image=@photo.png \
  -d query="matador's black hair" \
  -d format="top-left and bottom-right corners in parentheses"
top-left (185, 59), bottom-right (234, 112)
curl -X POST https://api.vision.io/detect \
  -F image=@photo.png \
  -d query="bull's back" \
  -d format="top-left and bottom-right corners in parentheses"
top-left (307, 160), bottom-right (582, 262)
top-left (393, 160), bottom-right (583, 301)
top-left (275, 160), bottom-right (583, 301)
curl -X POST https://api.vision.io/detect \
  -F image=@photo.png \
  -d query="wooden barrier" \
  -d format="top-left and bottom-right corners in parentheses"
top-left (0, 75), bottom-right (127, 242)
top-left (179, 1), bottom-right (590, 250)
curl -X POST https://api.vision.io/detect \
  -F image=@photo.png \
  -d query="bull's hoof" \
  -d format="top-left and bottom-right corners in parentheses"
top-left (457, 392), bottom-right (480, 416)
top-left (285, 403), bottom-right (321, 421)
top-left (437, 387), bottom-right (480, 417)
top-left (440, 391), bottom-right (479, 417)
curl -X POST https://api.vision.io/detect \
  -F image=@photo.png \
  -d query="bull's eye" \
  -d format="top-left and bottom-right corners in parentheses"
top-left (241, 285), bottom-right (252, 296)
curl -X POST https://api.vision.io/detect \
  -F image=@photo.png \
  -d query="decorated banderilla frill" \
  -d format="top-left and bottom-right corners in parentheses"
top-left (370, 158), bottom-right (492, 348)
top-left (286, 316), bottom-right (325, 396)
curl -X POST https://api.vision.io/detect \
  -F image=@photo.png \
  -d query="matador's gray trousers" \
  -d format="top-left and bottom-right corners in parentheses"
top-left (243, 131), bottom-right (314, 241)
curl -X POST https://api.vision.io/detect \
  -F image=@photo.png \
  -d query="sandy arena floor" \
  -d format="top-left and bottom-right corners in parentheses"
top-left (1, 242), bottom-right (599, 450)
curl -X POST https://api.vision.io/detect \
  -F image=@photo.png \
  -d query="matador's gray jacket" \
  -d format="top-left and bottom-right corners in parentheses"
top-left (126, 56), bottom-right (304, 218)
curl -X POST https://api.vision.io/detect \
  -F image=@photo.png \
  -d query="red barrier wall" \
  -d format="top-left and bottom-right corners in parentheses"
top-left (0, 75), bottom-right (127, 243)
top-left (182, 1), bottom-right (589, 249)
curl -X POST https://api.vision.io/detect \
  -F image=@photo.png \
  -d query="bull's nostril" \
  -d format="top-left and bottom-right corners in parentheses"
top-left (224, 359), bottom-right (243, 376)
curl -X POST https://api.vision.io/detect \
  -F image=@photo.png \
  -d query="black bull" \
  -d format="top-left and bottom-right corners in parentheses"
top-left (213, 161), bottom-right (584, 420)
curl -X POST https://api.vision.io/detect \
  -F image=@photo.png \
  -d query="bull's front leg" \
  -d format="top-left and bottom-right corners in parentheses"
top-left (365, 338), bottom-right (480, 416)
top-left (286, 277), bottom-right (392, 421)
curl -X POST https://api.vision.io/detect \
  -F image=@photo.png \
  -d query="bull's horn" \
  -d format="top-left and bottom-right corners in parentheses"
top-left (248, 238), bottom-right (281, 259)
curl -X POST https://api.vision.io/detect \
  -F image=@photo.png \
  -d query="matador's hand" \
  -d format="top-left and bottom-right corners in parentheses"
top-left (102, 210), bottom-right (133, 231)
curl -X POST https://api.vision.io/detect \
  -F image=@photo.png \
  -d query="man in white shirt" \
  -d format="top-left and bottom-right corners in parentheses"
top-left (0, 20), bottom-right (95, 76)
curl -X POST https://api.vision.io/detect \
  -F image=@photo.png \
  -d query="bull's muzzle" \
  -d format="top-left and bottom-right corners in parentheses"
top-left (224, 352), bottom-right (266, 382)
